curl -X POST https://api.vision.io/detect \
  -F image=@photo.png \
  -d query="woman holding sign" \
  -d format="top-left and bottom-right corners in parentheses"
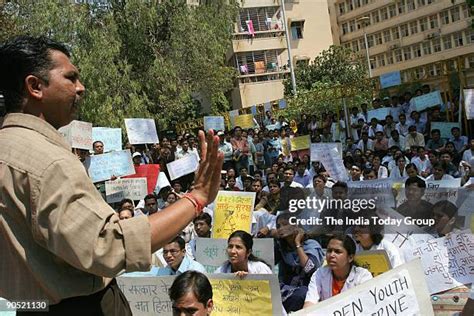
top-left (303, 235), bottom-right (372, 308)
top-left (215, 230), bottom-right (271, 276)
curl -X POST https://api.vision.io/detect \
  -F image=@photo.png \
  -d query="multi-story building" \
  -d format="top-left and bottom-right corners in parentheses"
top-left (228, 0), bottom-right (333, 109)
top-left (327, 0), bottom-right (474, 90)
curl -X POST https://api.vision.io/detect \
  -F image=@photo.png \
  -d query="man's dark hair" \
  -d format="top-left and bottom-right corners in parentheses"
top-left (167, 236), bottom-right (185, 250)
top-left (93, 140), bottom-right (103, 147)
top-left (332, 181), bottom-right (348, 191)
top-left (0, 36), bottom-right (70, 112)
top-left (193, 212), bottom-right (212, 226)
top-left (144, 193), bottom-right (157, 202)
top-left (405, 176), bottom-right (426, 189)
top-left (169, 271), bottom-right (213, 306)
top-left (431, 129), bottom-right (440, 135)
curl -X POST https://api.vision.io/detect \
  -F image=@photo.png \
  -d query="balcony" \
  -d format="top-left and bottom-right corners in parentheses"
top-left (236, 0), bottom-right (281, 9)
top-left (231, 30), bottom-right (287, 53)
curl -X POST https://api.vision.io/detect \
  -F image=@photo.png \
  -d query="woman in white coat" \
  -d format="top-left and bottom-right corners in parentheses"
top-left (303, 235), bottom-right (372, 307)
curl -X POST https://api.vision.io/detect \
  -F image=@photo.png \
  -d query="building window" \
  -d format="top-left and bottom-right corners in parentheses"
top-left (377, 55), bottom-right (386, 67)
top-left (413, 44), bottom-right (422, 57)
top-left (469, 56), bottom-right (474, 69)
top-left (453, 32), bottom-right (463, 47)
top-left (392, 27), bottom-right (400, 40)
top-left (440, 11), bottom-right (449, 25)
top-left (389, 5), bottom-right (397, 18)
top-left (372, 11), bottom-right (380, 24)
top-left (354, 0), bottom-right (361, 9)
top-left (339, 3), bottom-right (345, 15)
top-left (429, 15), bottom-right (438, 29)
top-left (410, 21), bottom-right (418, 34)
top-left (443, 35), bottom-right (452, 50)
top-left (370, 59), bottom-right (376, 69)
top-left (349, 20), bottom-right (356, 32)
top-left (403, 47), bottom-right (412, 60)
top-left (462, 4), bottom-right (470, 18)
top-left (417, 0), bottom-right (425, 6)
top-left (381, 8), bottom-right (388, 20)
top-left (375, 32), bottom-right (383, 45)
top-left (397, 1), bottom-right (405, 14)
top-left (344, 43), bottom-right (351, 49)
top-left (420, 18), bottom-right (428, 32)
top-left (395, 49), bottom-right (402, 62)
top-left (433, 38), bottom-right (441, 52)
top-left (291, 21), bottom-right (305, 40)
top-left (401, 24), bottom-right (409, 37)
top-left (423, 41), bottom-right (432, 55)
top-left (383, 30), bottom-right (391, 43)
top-left (415, 67), bottom-right (425, 79)
top-left (352, 41), bottom-right (359, 52)
top-left (360, 38), bottom-right (366, 49)
top-left (342, 23), bottom-right (349, 35)
top-left (466, 29), bottom-right (474, 44)
top-left (407, 0), bottom-right (415, 11)
top-left (447, 60), bottom-right (456, 71)
top-left (346, 0), bottom-right (353, 11)
top-left (450, 7), bottom-right (460, 22)
top-left (367, 34), bottom-right (374, 48)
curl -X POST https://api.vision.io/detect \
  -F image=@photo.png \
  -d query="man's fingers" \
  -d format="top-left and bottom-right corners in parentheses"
top-left (198, 130), bottom-right (206, 161)
top-left (205, 130), bottom-right (214, 163)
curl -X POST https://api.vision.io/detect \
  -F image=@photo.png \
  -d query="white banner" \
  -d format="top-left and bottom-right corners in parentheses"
top-left (105, 177), bottom-right (148, 203)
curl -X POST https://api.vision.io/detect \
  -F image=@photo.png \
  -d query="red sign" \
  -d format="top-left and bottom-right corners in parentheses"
top-left (124, 164), bottom-right (160, 194)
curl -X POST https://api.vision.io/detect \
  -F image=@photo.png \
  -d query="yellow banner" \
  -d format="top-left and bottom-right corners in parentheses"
top-left (210, 279), bottom-right (273, 316)
top-left (233, 114), bottom-right (254, 129)
top-left (290, 135), bottom-right (310, 151)
top-left (354, 250), bottom-right (391, 277)
top-left (212, 191), bottom-right (256, 239)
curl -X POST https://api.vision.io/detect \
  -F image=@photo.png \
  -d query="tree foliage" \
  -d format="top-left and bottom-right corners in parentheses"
top-left (0, 0), bottom-right (238, 131)
top-left (282, 45), bottom-right (374, 119)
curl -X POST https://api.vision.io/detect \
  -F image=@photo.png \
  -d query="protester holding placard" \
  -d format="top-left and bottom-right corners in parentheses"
top-left (214, 230), bottom-right (272, 276)
top-left (303, 235), bottom-right (372, 308)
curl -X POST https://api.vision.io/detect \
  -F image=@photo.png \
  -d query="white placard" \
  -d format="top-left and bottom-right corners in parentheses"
top-left (204, 116), bottom-right (225, 132)
top-left (92, 127), bottom-right (122, 152)
top-left (311, 145), bottom-right (348, 182)
top-left (105, 177), bottom-right (148, 203)
top-left (310, 143), bottom-right (343, 161)
top-left (166, 153), bottom-right (200, 180)
top-left (294, 259), bottom-right (434, 316)
top-left (464, 89), bottom-right (474, 120)
top-left (125, 118), bottom-right (159, 145)
top-left (58, 120), bottom-right (93, 150)
top-left (396, 178), bottom-right (461, 206)
top-left (86, 149), bottom-right (135, 183)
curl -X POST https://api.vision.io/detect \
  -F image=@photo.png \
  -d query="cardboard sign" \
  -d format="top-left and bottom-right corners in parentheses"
top-left (310, 145), bottom-right (348, 182)
top-left (464, 89), bottom-right (474, 120)
top-left (294, 259), bottom-right (434, 316)
top-left (212, 191), bottom-right (256, 239)
top-left (413, 91), bottom-right (443, 112)
top-left (125, 118), bottom-right (159, 144)
top-left (348, 179), bottom-right (395, 211)
top-left (430, 122), bottom-right (459, 139)
top-left (195, 238), bottom-right (275, 273)
top-left (354, 250), bottom-right (392, 277)
top-left (92, 127), bottom-right (122, 152)
top-left (166, 153), bottom-right (199, 181)
top-left (367, 108), bottom-right (391, 121)
top-left (405, 230), bottom-right (474, 294)
top-left (105, 178), bottom-right (148, 203)
top-left (310, 143), bottom-right (343, 161)
top-left (117, 274), bottom-right (283, 316)
top-left (124, 164), bottom-right (160, 194)
top-left (290, 135), bottom-right (310, 151)
top-left (86, 149), bottom-right (135, 183)
top-left (204, 116), bottom-right (225, 132)
top-left (233, 114), bottom-right (254, 129)
top-left (58, 120), bottom-right (93, 150)
top-left (380, 71), bottom-right (401, 89)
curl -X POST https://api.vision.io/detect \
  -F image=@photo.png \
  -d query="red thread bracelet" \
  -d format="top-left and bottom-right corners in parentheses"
top-left (183, 193), bottom-right (204, 217)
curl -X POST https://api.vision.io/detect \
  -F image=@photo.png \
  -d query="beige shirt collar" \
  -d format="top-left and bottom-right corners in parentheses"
top-left (1, 113), bottom-right (71, 151)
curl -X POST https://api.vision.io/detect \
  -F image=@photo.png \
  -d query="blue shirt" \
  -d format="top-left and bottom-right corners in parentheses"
top-left (156, 255), bottom-right (206, 276)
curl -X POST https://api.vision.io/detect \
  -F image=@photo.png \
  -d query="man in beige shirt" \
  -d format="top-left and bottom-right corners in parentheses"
top-left (0, 36), bottom-right (223, 315)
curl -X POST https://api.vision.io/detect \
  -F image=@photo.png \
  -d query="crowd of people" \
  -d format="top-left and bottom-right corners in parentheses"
top-left (79, 86), bottom-right (474, 314)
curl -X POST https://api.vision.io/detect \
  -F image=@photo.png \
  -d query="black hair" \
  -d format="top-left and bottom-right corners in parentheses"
top-left (405, 163), bottom-right (418, 172)
top-left (432, 200), bottom-right (457, 218)
top-left (0, 36), bottom-right (70, 112)
top-left (193, 213), bottom-right (212, 226)
top-left (169, 271), bottom-right (213, 306)
top-left (144, 193), bottom-right (157, 201)
top-left (405, 176), bottom-right (426, 189)
top-left (118, 198), bottom-right (134, 210)
top-left (167, 235), bottom-right (186, 250)
top-left (93, 140), bottom-right (104, 147)
top-left (431, 129), bottom-right (440, 135)
top-left (227, 230), bottom-right (269, 266)
top-left (328, 234), bottom-right (357, 268)
top-left (332, 181), bottom-right (348, 191)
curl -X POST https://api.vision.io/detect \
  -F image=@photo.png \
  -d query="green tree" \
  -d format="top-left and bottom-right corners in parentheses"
top-left (0, 0), bottom-right (237, 132)
top-left (282, 45), bottom-right (374, 120)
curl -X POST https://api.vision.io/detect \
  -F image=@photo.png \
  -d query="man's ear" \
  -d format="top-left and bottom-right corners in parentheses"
top-left (206, 299), bottom-right (213, 314)
top-left (25, 75), bottom-right (44, 101)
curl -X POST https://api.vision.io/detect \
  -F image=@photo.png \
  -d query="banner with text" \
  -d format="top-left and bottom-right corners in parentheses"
top-left (105, 178), bottom-right (148, 203)
top-left (413, 91), bottom-right (443, 112)
top-left (58, 120), bottom-right (93, 150)
top-left (86, 149), bottom-right (135, 183)
top-left (203, 116), bottom-right (225, 132)
top-left (166, 153), bottom-right (200, 181)
top-left (125, 118), bottom-right (159, 144)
